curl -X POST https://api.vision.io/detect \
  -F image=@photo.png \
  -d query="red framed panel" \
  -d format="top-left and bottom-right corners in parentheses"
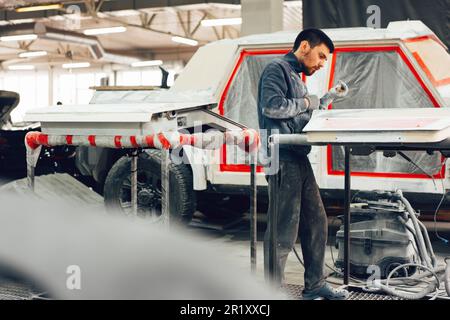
top-left (219, 49), bottom-right (290, 173)
top-left (403, 35), bottom-right (447, 50)
top-left (326, 45), bottom-right (445, 179)
top-left (403, 36), bottom-right (450, 87)
top-left (412, 52), bottom-right (450, 87)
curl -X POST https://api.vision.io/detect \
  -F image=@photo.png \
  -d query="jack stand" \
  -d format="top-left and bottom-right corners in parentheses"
top-left (131, 149), bottom-right (138, 216)
top-left (161, 148), bottom-right (171, 228)
top-left (250, 150), bottom-right (258, 274)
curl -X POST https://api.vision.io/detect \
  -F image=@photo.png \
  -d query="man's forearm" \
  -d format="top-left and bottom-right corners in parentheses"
top-left (262, 96), bottom-right (309, 119)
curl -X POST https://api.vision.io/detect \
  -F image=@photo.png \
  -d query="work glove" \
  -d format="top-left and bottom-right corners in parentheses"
top-left (319, 80), bottom-right (349, 110)
top-left (304, 94), bottom-right (320, 111)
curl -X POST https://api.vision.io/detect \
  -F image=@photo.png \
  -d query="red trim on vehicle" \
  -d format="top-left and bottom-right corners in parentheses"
top-left (327, 164), bottom-right (445, 179)
top-left (412, 52), bottom-right (450, 87)
top-left (327, 52), bottom-right (337, 109)
top-left (88, 135), bottom-right (96, 147)
top-left (333, 46), bottom-right (399, 52)
top-left (219, 143), bottom-right (264, 173)
top-left (65, 135), bottom-right (73, 145)
top-left (218, 49), bottom-right (290, 173)
top-left (219, 49), bottom-right (289, 116)
top-left (326, 45), bottom-right (444, 179)
top-left (403, 35), bottom-right (447, 49)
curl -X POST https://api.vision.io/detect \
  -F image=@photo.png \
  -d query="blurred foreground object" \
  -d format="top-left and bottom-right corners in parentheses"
top-left (0, 192), bottom-right (285, 300)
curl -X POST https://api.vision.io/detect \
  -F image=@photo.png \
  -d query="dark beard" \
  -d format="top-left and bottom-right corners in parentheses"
top-left (298, 60), bottom-right (313, 76)
top-left (303, 68), bottom-right (314, 76)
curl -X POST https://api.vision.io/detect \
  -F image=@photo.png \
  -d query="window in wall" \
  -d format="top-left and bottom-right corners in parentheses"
top-left (53, 71), bottom-right (107, 106)
top-left (0, 70), bottom-right (48, 123)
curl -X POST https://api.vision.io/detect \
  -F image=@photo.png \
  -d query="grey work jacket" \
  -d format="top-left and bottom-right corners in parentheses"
top-left (257, 51), bottom-right (312, 161)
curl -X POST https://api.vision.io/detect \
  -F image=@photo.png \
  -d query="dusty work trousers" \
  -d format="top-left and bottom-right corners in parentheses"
top-left (264, 156), bottom-right (327, 291)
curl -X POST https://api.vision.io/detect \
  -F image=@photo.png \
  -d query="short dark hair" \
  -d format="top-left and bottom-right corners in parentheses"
top-left (293, 28), bottom-right (334, 53)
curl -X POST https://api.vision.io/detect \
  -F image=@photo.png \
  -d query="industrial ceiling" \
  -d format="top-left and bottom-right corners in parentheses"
top-left (0, 0), bottom-right (302, 69)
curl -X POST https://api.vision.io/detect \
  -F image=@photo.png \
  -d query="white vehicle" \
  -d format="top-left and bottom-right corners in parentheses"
top-left (25, 20), bottom-right (450, 222)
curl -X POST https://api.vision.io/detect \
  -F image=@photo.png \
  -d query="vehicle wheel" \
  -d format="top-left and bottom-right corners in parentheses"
top-left (196, 193), bottom-right (249, 220)
top-left (103, 149), bottom-right (195, 224)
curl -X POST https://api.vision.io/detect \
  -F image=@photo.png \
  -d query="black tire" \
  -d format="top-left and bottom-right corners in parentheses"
top-left (103, 149), bottom-right (195, 224)
top-left (196, 193), bottom-right (249, 220)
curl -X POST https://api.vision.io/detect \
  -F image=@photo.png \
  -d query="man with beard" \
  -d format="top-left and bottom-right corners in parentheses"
top-left (258, 28), bottom-right (349, 300)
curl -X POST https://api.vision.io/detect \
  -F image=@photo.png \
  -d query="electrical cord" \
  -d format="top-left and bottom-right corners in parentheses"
top-left (292, 241), bottom-right (365, 285)
top-left (434, 176), bottom-right (449, 244)
top-left (378, 263), bottom-right (442, 300)
top-left (293, 154), bottom-right (450, 298)
top-left (397, 152), bottom-right (449, 244)
top-left (398, 151), bottom-right (437, 189)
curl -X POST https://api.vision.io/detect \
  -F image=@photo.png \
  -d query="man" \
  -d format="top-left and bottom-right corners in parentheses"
top-left (258, 28), bottom-right (349, 300)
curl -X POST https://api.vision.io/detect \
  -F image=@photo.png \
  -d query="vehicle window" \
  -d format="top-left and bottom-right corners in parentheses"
top-left (330, 50), bottom-right (442, 177)
top-left (223, 53), bottom-right (284, 129)
top-left (332, 50), bottom-right (434, 109)
top-left (221, 53), bottom-right (284, 166)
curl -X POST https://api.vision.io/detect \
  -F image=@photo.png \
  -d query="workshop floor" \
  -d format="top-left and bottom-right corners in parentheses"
top-left (1, 174), bottom-right (449, 299)
top-left (186, 211), bottom-right (450, 299)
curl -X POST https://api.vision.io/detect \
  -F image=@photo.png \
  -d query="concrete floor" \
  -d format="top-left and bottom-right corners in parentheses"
top-left (185, 211), bottom-right (450, 297)
top-left (1, 174), bottom-right (449, 299)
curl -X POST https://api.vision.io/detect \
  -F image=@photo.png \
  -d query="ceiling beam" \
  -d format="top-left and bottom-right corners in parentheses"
top-left (0, 0), bottom-right (243, 21)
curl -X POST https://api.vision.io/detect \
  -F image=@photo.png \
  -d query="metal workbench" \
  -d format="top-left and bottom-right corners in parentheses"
top-left (265, 107), bottom-right (450, 286)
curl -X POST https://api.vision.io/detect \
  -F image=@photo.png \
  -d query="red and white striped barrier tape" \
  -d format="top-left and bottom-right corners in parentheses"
top-left (25, 129), bottom-right (260, 152)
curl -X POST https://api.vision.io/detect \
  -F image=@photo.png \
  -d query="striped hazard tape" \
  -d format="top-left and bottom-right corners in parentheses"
top-left (25, 129), bottom-right (260, 152)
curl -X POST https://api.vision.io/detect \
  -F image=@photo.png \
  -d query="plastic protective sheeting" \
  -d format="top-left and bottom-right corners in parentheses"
top-left (223, 54), bottom-right (283, 165)
top-left (330, 50), bottom-right (442, 176)
top-left (224, 54), bottom-right (283, 129)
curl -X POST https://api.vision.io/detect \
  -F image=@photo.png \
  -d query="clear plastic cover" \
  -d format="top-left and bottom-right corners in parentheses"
top-left (330, 50), bottom-right (442, 176)
top-left (223, 54), bottom-right (284, 164)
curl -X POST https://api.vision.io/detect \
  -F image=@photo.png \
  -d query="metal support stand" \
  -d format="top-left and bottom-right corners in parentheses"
top-left (343, 146), bottom-right (351, 285)
top-left (27, 164), bottom-right (35, 192)
top-left (131, 150), bottom-right (138, 216)
top-left (25, 142), bottom-right (42, 192)
top-left (250, 150), bottom-right (258, 274)
top-left (267, 142), bottom-right (280, 285)
top-left (161, 148), bottom-right (171, 228)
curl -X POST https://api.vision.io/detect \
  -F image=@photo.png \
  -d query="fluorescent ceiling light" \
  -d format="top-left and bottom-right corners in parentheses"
top-left (19, 51), bottom-right (47, 58)
top-left (131, 60), bottom-right (163, 67)
top-left (62, 62), bottom-right (90, 69)
top-left (15, 4), bottom-right (62, 12)
top-left (201, 18), bottom-right (242, 27)
top-left (0, 34), bottom-right (38, 42)
top-left (171, 36), bottom-right (198, 46)
top-left (83, 26), bottom-right (127, 36)
top-left (8, 65), bottom-right (35, 70)
top-left (109, 10), bottom-right (141, 17)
